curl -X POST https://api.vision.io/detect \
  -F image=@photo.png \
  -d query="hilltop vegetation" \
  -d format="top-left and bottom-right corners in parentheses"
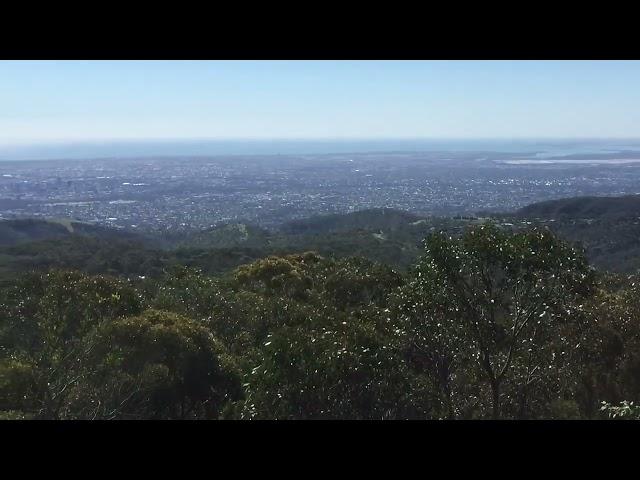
top-left (507, 194), bottom-right (640, 272)
top-left (2, 224), bottom-right (640, 420)
top-left (0, 210), bottom-right (470, 283)
top-left (0, 217), bottom-right (150, 246)
top-left (175, 223), bottom-right (271, 250)
top-left (2, 195), bottom-right (640, 420)
top-left (0, 218), bottom-right (74, 246)
top-left (2, 196), bottom-right (640, 284)
top-left (279, 208), bottom-right (424, 235)
top-left (516, 194), bottom-right (640, 220)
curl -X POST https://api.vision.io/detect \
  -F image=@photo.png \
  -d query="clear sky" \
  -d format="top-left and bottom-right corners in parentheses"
top-left (1, 60), bottom-right (640, 144)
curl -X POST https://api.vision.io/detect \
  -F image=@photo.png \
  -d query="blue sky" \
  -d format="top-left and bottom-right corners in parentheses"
top-left (1, 60), bottom-right (639, 144)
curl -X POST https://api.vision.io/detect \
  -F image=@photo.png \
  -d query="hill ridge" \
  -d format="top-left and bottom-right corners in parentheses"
top-left (517, 194), bottom-right (640, 219)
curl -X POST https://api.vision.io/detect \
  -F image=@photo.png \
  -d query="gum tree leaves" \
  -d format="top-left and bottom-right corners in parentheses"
top-left (394, 225), bottom-right (596, 419)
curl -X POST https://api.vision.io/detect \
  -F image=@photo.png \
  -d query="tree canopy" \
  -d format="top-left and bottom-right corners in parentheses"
top-left (2, 225), bottom-right (639, 420)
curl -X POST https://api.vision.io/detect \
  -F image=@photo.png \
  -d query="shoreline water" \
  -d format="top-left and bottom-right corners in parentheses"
top-left (3, 139), bottom-right (640, 162)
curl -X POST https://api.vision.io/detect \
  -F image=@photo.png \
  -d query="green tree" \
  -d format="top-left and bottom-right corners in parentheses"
top-left (0, 270), bottom-right (142, 419)
top-left (394, 225), bottom-right (595, 419)
top-left (600, 400), bottom-right (640, 419)
top-left (148, 265), bottom-right (225, 319)
top-left (222, 253), bottom-right (417, 419)
top-left (238, 305), bottom-right (415, 419)
top-left (81, 309), bottom-right (242, 419)
top-left (324, 257), bottom-right (403, 310)
top-left (578, 275), bottom-right (640, 417)
top-left (233, 252), bottom-right (322, 301)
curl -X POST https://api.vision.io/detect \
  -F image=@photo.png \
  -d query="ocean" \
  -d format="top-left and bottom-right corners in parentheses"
top-left (1, 138), bottom-right (640, 161)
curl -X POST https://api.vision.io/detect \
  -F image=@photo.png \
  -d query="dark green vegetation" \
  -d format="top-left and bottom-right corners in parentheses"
top-left (0, 218), bottom-right (151, 247)
top-left (2, 195), bottom-right (640, 419)
top-left (512, 194), bottom-right (640, 272)
top-left (0, 210), bottom-right (466, 284)
top-left (517, 194), bottom-right (640, 219)
top-left (3, 195), bottom-right (640, 284)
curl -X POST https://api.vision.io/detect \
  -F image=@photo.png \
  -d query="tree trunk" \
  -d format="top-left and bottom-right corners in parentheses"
top-left (491, 380), bottom-right (500, 420)
top-left (443, 382), bottom-right (455, 420)
top-left (518, 386), bottom-right (528, 419)
top-left (436, 358), bottom-right (455, 419)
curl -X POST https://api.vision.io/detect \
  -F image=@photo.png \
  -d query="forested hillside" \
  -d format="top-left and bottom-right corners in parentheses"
top-left (2, 223), bottom-right (640, 420)
top-left (3, 197), bottom-right (640, 281)
top-left (2, 197), bottom-right (640, 420)
top-left (510, 195), bottom-right (640, 272)
top-left (517, 194), bottom-right (640, 219)
top-left (0, 211), bottom-right (468, 282)
top-left (0, 218), bottom-right (151, 246)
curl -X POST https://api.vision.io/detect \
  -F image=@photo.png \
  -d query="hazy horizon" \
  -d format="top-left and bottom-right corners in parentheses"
top-left (3, 137), bottom-right (640, 162)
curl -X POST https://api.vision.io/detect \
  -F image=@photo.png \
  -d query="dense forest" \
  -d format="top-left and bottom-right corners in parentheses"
top-left (2, 196), bottom-right (640, 419)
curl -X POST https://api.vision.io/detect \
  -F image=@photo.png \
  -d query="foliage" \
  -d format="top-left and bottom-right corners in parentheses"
top-left (239, 309), bottom-right (416, 419)
top-left (392, 224), bottom-right (596, 419)
top-left (600, 400), bottom-right (640, 419)
top-left (80, 309), bottom-right (242, 419)
top-left (2, 221), bottom-right (640, 420)
top-left (0, 270), bottom-right (143, 418)
top-left (575, 276), bottom-right (640, 417)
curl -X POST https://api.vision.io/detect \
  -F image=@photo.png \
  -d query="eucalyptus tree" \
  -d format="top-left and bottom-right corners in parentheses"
top-left (84, 309), bottom-right (242, 419)
top-left (0, 270), bottom-right (142, 419)
top-left (394, 224), bottom-right (595, 419)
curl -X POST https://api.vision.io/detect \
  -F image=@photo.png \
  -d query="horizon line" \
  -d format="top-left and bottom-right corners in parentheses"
top-left (3, 136), bottom-right (640, 147)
